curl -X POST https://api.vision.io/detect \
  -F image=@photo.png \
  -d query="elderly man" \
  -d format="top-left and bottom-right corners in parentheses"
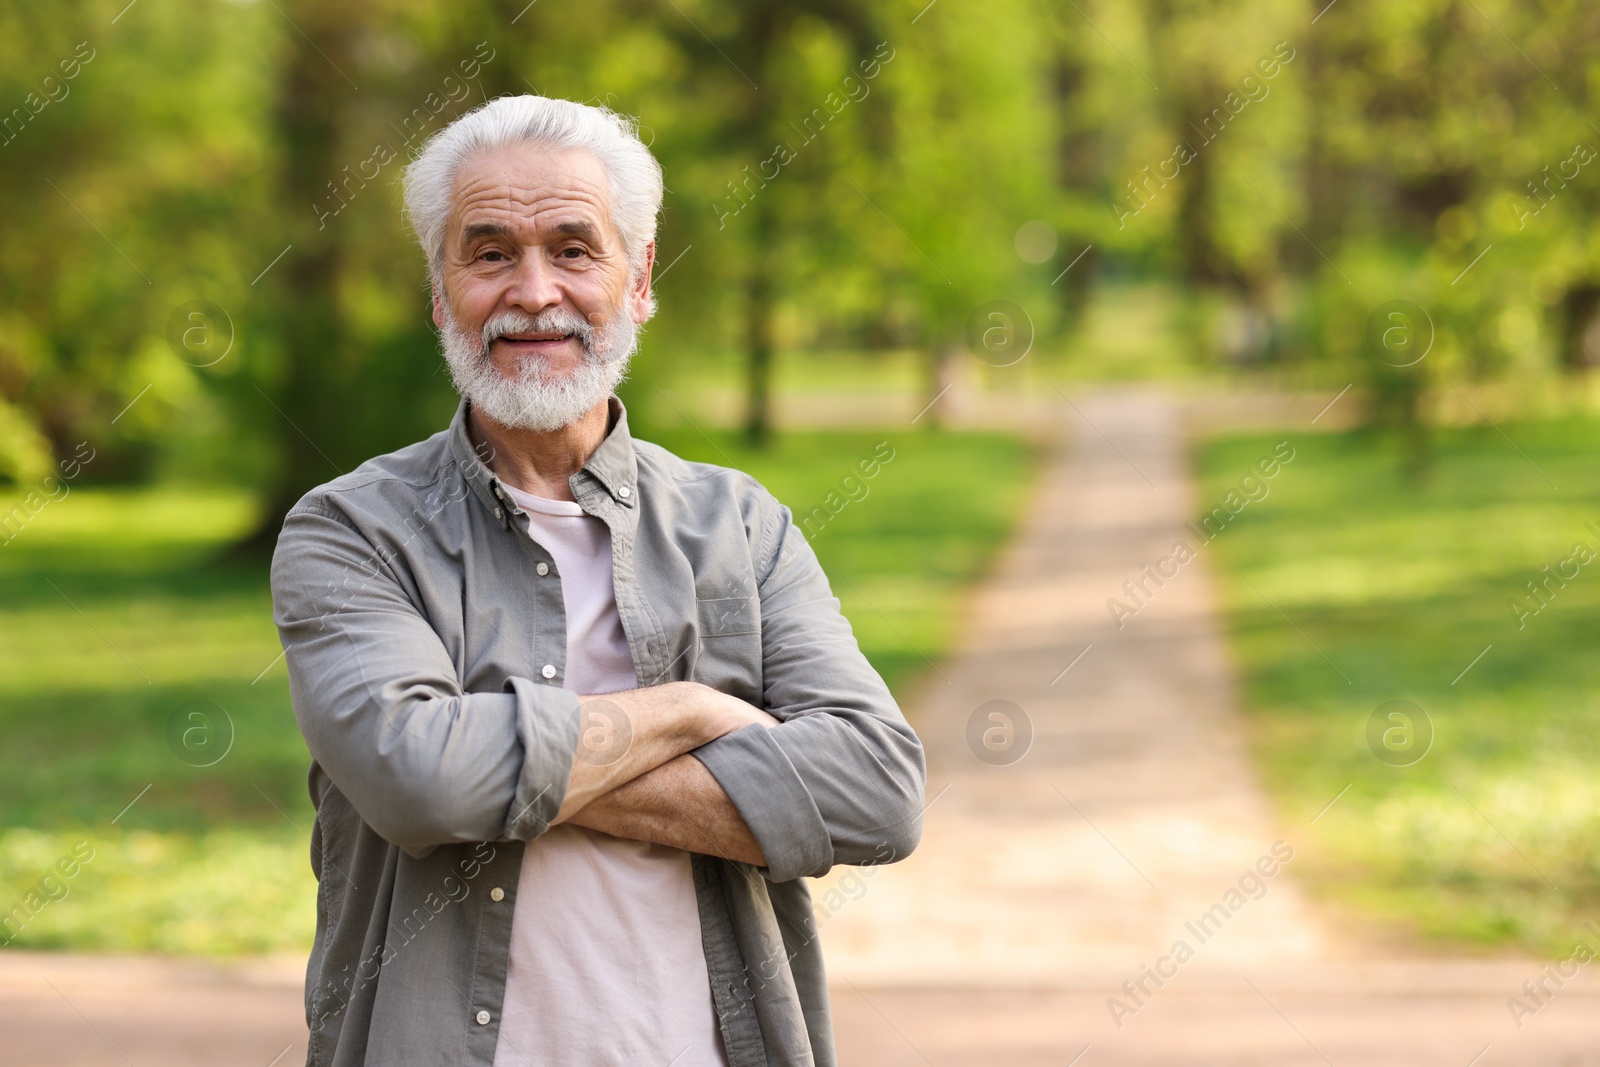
top-left (270, 94), bottom-right (925, 1067)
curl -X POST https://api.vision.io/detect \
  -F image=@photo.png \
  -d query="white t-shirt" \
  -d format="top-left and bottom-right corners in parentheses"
top-left (492, 484), bottom-right (728, 1067)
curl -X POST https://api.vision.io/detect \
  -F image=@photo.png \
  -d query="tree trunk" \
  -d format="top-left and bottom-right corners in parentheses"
top-left (1560, 283), bottom-right (1600, 371)
top-left (1051, 40), bottom-right (1099, 329)
top-left (1175, 98), bottom-right (1229, 290)
top-left (235, 2), bottom-right (363, 556)
top-left (1298, 1), bottom-right (1334, 271)
top-left (735, 13), bottom-right (783, 450)
top-left (919, 337), bottom-right (961, 431)
top-left (743, 195), bottom-right (777, 448)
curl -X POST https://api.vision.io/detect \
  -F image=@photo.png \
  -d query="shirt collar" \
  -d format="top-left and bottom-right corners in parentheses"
top-left (445, 396), bottom-right (640, 531)
top-left (574, 396), bottom-right (641, 508)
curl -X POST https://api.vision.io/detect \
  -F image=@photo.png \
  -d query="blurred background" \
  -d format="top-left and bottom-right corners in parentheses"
top-left (3, 0), bottom-right (1600, 1062)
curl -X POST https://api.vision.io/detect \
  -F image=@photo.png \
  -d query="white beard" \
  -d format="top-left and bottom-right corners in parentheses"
top-left (439, 299), bottom-right (638, 433)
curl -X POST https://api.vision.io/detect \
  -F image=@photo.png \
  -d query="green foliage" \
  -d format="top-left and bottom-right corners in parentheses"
top-left (1200, 421), bottom-right (1600, 954)
top-left (0, 429), bottom-right (1033, 953)
top-left (0, 0), bottom-right (1060, 510)
top-left (7, 0), bottom-right (1598, 495)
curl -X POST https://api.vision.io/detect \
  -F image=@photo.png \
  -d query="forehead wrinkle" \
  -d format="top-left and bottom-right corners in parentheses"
top-left (453, 170), bottom-right (609, 211)
top-left (453, 148), bottom-right (610, 217)
top-left (451, 174), bottom-right (615, 249)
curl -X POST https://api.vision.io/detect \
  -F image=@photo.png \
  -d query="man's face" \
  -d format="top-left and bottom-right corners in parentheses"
top-left (432, 145), bottom-right (654, 428)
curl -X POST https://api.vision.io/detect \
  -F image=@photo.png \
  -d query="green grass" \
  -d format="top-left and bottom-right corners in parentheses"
top-left (1199, 420), bottom-right (1600, 955)
top-left (0, 429), bottom-right (1035, 955)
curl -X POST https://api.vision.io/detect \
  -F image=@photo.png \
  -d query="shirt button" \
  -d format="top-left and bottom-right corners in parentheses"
top-left (536, 562), bottom-right (549, 576)
top-left (475, 1010), bottom-right (491, 1025)
top-left (617, 485), bottom-right (632, 499)
top-left (493, 507), bottom-right (503, 520)
top-left (490, 887), bottom-right (504, 902)
top-left (541, 664), bottom-right (557, 679)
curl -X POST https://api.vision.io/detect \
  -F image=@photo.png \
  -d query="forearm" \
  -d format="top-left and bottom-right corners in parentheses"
top-left (552, 682), bottom-right (770, 824)
top-left (566, 753), bottom-right (767, 866)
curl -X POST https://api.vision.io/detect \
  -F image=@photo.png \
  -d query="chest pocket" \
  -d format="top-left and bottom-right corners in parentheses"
top-left (693, 595), bottom-right (762, 702)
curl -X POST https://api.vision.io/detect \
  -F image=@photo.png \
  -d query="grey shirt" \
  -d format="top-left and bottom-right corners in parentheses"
top-left (269, 398), bottom-right (926, 1067)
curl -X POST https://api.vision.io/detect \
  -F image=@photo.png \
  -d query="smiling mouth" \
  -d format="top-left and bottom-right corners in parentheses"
top-left (497, 332), bottom-right (575, 345)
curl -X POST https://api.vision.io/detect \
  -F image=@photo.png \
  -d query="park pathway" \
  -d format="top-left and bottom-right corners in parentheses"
top-left (821, 389), bottom-right (1600, 1065)
top-left (3, 389), bottom-right (1597, 1066)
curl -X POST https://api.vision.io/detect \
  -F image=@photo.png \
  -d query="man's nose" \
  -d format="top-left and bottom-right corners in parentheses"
top-left (503, 253), bottom-right (564, 314)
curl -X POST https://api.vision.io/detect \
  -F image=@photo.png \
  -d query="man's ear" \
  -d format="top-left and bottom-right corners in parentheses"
top-left (431, 280), bottom-right (446, 331)
top-left (630, 241), bottom-right (657, 324)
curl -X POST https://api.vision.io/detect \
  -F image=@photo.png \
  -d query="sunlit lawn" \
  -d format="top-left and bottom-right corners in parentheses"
top-left (0, 428), bottom-right (1034, 955)
top-left (1200, 420), bottom-right (1600, 955)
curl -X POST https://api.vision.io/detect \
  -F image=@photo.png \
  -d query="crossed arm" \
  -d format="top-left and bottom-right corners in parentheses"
top-left (554, 682), bottom-right (776, 866)
top-left (274, 496), bottom-right (925, 882)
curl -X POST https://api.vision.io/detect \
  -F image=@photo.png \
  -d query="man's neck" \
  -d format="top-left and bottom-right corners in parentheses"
top-left (467, 399), bottom-right (612, 502)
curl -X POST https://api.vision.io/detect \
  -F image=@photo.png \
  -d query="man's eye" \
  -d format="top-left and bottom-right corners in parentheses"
top-left (559, 247), bottom-right (586, 259)
top-left (481, 250), bottom-right (507, 262)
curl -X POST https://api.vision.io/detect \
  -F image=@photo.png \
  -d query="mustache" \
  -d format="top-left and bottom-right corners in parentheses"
top-left (479, 308), bottom-right (597, 355)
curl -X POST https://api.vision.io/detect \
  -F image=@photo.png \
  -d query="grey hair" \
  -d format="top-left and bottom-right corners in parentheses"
top-left (402, 94), bottom-right (663, 288)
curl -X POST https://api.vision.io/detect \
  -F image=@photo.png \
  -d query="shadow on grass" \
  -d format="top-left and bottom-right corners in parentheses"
top-left (1201, 419), bottom-right (1600, 953)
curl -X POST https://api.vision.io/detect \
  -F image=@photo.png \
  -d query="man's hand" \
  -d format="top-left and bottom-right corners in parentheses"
top-left (551, 681), bottom-right (775, 825)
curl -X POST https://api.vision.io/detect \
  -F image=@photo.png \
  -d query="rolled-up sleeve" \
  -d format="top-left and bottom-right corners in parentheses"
top-left (693, 502), bottom-right (927, 882)
top-left (271, 501), bottom-right (580, 855)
